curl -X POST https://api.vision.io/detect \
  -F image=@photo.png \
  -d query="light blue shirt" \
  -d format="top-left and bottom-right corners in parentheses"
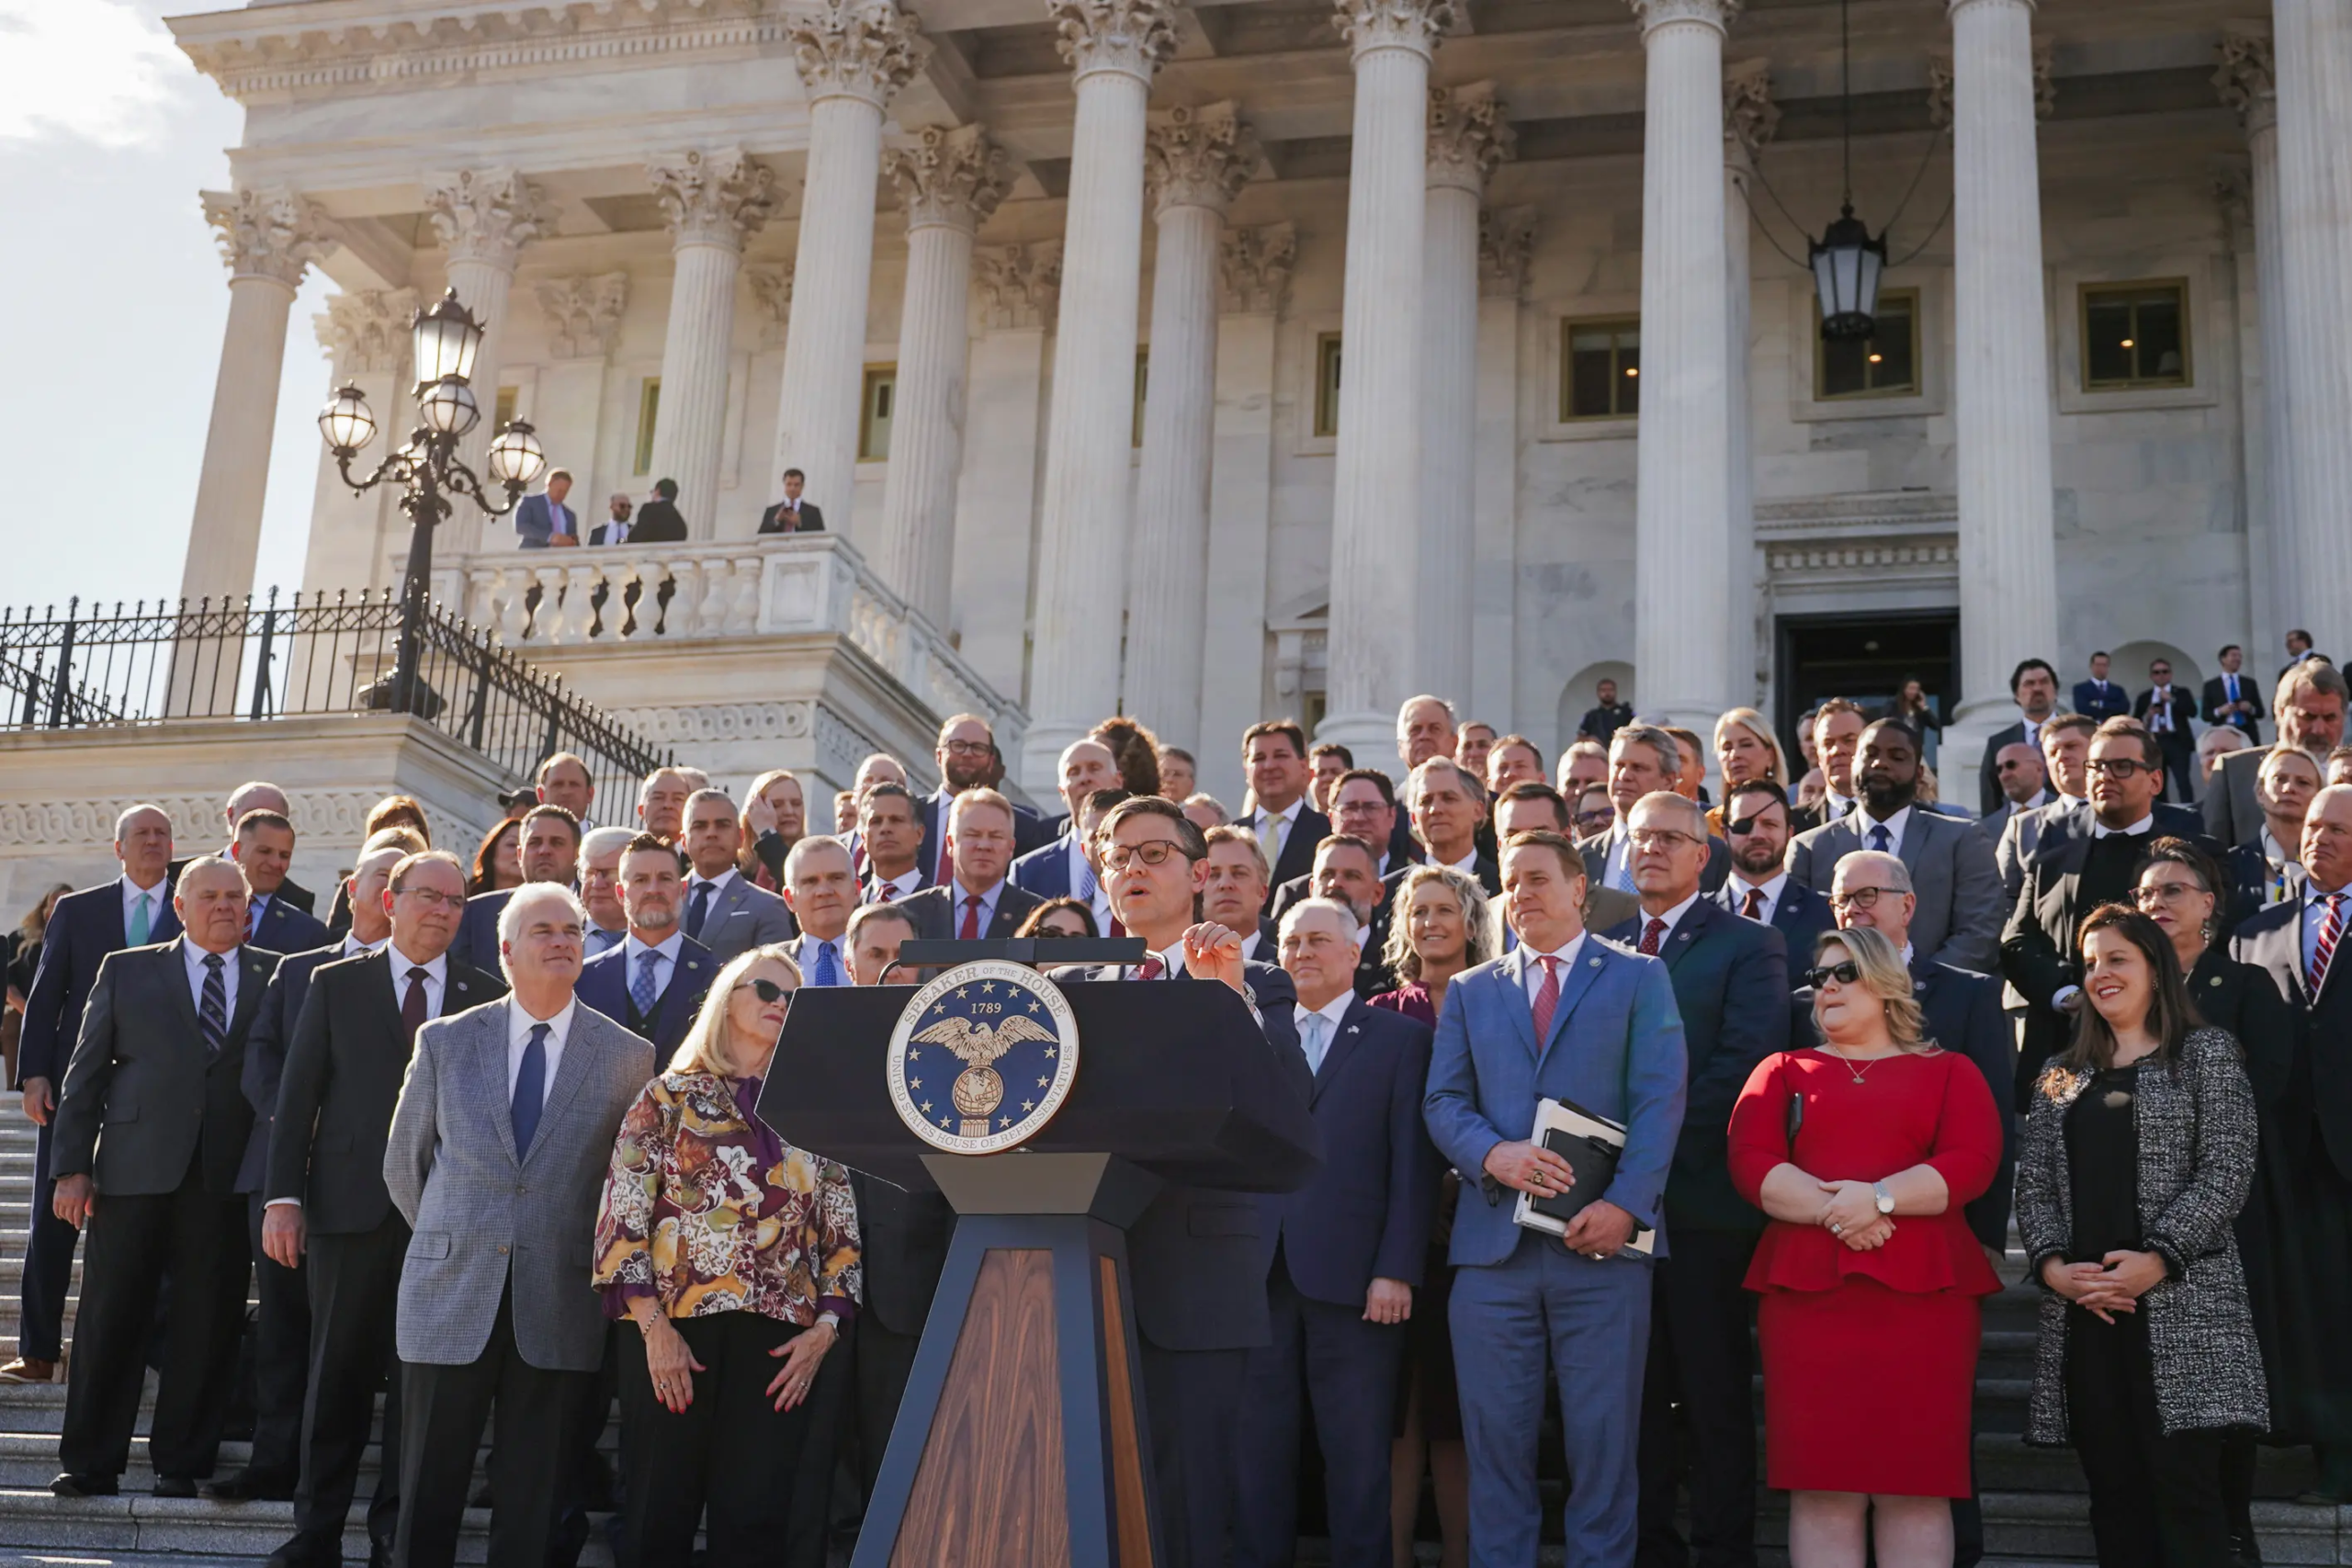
top-left (949, 878), bottom-right (1004, 935)
top-left (622, 930), bottom-right (684, 1000)
top-left (1291, 991), bottom-right (1352, 1076)
top-left (2301, 883), bottom-right (2350, 985)
top-left (797, 933), bottom-right (849, 987)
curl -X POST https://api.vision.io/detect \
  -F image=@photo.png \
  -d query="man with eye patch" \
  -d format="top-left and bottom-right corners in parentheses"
top-left (1712, 779), bottom-right (1835, 956)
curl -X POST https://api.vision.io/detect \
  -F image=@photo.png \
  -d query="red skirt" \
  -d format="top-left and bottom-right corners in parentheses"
top-left (1757, 1275), bottom-right (1981, 1497)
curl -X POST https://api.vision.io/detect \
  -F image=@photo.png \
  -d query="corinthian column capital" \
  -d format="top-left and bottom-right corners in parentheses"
top-left (201, 186), bottom-right (337, 288)
top-left (791, 0), bottom-right (926, 109)
top-left (424, 168), bottom-right (559, 271)
top-left (1050, 0), bottom-right (1179, 85)
top-left (1723, 59), bottom-right (1779, 162)
top-left (1628, 0), bottom-right (1739, 38)
top-left (1478, 207), bottom-right (1537, 299)
top-left (314, 288), bottom-right (420, 377)
top-left (1426, 82), bottom-right (1512, 194)
top-left (648, 149), bottom-right (776, 250)
top-left (973, 242), bottom-right (1062, 332)
top-left (2214, 23), bottom-right (2278, 136)
top-left (888, 124), bottom-right (1013, 234)
top-left (1148, 102), bottom-right (1260, 216)
top-left (1218, 221), bottom-right (1295, 314)
top-left (1334, 0), bottom-right (1453, 63)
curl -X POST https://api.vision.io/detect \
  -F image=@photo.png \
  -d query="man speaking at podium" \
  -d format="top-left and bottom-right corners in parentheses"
top-left (1050, 794), bottom-right (1315, 1568)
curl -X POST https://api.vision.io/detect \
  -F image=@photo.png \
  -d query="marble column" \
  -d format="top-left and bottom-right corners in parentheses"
top-left (1419, 83), bottom-right (1512, 706)
top-left (2270, 0), bottom-right (2352, 657)
top-left (424, 168), bottom-right (560, 554)
top-left (1320, 0), bottom-right (1451, 753)
top-left (1629, 0), bottom-right (1738, 733)
top-left (1724, 61), bottom-right (1776, 707)
top-left (1020, 0), bottom-right (1178, 787)
top-left (2217, 28), bottom-right (2293, 640)
top-left (775, 0), bottom-right (924, 537)
top-left (180, 186), bottom-right (335, 607)
top-left (1945, 0), bottom-right (2058, 742)
top-left (303, 288), bottom-right (418, 594)
top-left (877, 124), bottom-right (1012, 625)
top-left (955, 242), bottom-right (1062, 694)
top-left (1472, 209), bottom-right (1534, 727)
top-left (647, 150), bottom-right (775, 536)
top-left (1125, 102), bottom-right (1260, 748)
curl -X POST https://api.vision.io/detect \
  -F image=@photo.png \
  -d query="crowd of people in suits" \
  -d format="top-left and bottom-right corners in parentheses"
top-left (6, 627), bottom-right (2350, 1568)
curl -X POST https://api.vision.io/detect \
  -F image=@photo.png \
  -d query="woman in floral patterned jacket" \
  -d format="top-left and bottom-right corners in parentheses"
top-left (593, 942), bottom-right (862, 1567)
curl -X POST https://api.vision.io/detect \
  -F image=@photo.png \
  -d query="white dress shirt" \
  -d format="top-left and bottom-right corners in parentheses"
top-left (2147, 685), bottom-right (2179, 731)
top-left (1726, 872), bottom-right (1789, 925)
top-left (121, 875), bottom-right (167, 942)
top-left (1521, 933), bottom-right (1589, 1005)
top-left (685, 866), bottom-right (740, 922)
top-left (183, 940), bottom-right (243, 1017)
top-left (1292, 990), bottom-right (1353, 1075)
top-left (620, 930), bottom-right (685, 1000)
top-left (1854, 804), bottom-right (1913, 858)
top-left (2018, 712), bottom-right (2043, 750)
top-left (385, 942), bottom-right (448, 1018)
top-left (2091, 813), bottom-right (2155, 840)
top-left (507, 996), bottom-right (577, 1108)
top-left (605, 518), bottom-right (630, 546)
top-left (1637, 891), bottom-right (1703, 949)
top-left (869, 867), bottom-right (923, 904)
top-left (1442, 849), bottom-right (1482, 879)
top-left (1254, 796), bottom-right (1306, 865)
top-left (1820, 790), bottom-right (1856, 823)
top-left (1239, 928), bottom-right (1265, 964)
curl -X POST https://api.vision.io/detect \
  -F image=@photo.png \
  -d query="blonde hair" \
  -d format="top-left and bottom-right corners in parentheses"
top-left (1809, 925), bottom-right (1932, 1053)
top-left (1380, 863), bottom-right (1496, 982)
top-left (670, 943), bottom-right (804, 1077)
top-left (1712, 707), bottom-right (1790, 787)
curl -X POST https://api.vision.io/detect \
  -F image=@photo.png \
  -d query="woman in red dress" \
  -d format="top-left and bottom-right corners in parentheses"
top-left (1727, 924), bottom-right (2005, 1568)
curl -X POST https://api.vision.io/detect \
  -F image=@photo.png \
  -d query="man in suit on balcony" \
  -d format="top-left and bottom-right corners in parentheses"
top-left (514, 470), bottom-right (578, 549)
top-left (757, 468), bottom-right (825, 534)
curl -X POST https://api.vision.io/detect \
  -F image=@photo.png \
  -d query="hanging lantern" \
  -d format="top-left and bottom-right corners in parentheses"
top-left (412, 288), bottom-right (485, 386)
top-left (1812, 204), bottom-right (1887, 341)
top-left (317, 384), bottom-right (378, 455)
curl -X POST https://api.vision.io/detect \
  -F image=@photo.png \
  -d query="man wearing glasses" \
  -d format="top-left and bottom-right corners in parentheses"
top-left (1713, 779), bottom-right (1836, 955)
top-left (2001, 716), bottom-right (2211, 1102)
top-left (2134, 657), bottom-right (2199, 803)
top-left (919, 715), bottom-right (1049, 875)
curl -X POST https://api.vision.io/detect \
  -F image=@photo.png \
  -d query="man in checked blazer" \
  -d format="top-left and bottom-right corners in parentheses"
top-left (383, 883), bottom-right (653, 1568)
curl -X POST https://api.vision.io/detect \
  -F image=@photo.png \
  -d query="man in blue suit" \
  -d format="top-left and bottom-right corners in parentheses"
top-left (229, 810), bottom-right (329, 955)
top-left (2072, 650), bottom-right (2132, 723)
top-left (1234, 898), bottom-right (1438, 1568)
top-left (452, 804), bottom-right (581, 972)
top-left (1713, 779), bottom-right (1836, 957)
top-left (576, 834), bottom-right (714, 1054)
top-left (6, 805), bottom-right (181, 1384)
top-left (513, 469), bottom-right (577, 548)
top-left (1604, 792), bottom-right (1788, 1568)
top-left (1425, 828), bottom-right (1688, 1568)
top-left (1011, 785), bottom-right (1128, 935)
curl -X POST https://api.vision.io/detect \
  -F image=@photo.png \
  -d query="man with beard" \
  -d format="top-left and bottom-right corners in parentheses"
top-left (920, 715), bottom-right (1049, 876)
top-left (575, 834), bottom-right (714, 1055)
top-left (1788, 718), bottom-right (2002, 972)
top-left (1712, 779), bottom-right (1835, 954)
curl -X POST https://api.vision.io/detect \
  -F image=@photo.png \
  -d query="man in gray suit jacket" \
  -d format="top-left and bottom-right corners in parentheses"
top-left (2207, 661), bottom-right (2347, 849)
top-left (680, 789), bottom-right (797, 959)
top-left (1786, 719), bottom-right (2004, 973)
top-left (382, 883), bottom-right (654, 1568)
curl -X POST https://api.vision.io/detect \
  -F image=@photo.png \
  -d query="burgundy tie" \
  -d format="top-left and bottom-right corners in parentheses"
top-left (1530, 956), bottom-right (1560, 1043)
top-left (1639, 918), bottom-right (1667, 956)
top-left (1132, 954), bottom-right (1164, 981)
top-left (877, 882), bottom-right (896, 904)
top-left (1741, 888), bottom-right (1764, 920)
top-left (959, 894), bottom-right (983, 941)
top-left (401, 966), bottom-right (430, 1043)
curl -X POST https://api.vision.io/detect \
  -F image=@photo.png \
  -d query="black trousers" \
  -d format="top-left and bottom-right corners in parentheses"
top-left (785, 1312), bottom-right (856, 1568)
top-left (2065, 1312), bottom-right (2230, 1568)
top-left (616, 1311), bottom-right (819, 1568)
top-left (394, 1286), bottom-right (599, 1568)
top-left (18, 1117), bottom-right (80, 1361)
top-left (292, 1215), bottom-right (409, 1554)
top-left (854, 1314), bottom-right (922, 1503)
top-left (59, 1164), bottom-right (249, 1479)
top-left (1636, 1227), bottom-right (1759, 1568)
top-left (244, 1192), bottom-right (310, 1480)
top-left (1140, 1342), bottom-right (1248, 1568)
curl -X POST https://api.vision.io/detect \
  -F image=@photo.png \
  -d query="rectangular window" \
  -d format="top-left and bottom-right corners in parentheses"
top-left (493, 385), bottom-right (519, 432)
top-left (1134, 349), bottom-right (1148, 448)
top-left (2081, 281), bottom-right (2190, 389)
top-left (633, 378), bottom-right (661, 475)
top-left (859, 366), bottom-right (897, 461)
top-left (1562, 317), bottom-right (1640, 421)
top-left (1816, 288), bottom-right (1921, 400)
top-left (1314, 333), bottom-right (1343, 439)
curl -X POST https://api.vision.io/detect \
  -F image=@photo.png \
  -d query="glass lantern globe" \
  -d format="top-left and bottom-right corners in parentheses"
top-left (416, 376), bottom-right (481, 438)
top-left (1811, 205), bottom-right (1887, 342)
top-left (317, 384), bottom-right (378, 454)
top-left (412, 289), bottom-right (485, 385)
top-left (486, 420), bottom-right (548, 489)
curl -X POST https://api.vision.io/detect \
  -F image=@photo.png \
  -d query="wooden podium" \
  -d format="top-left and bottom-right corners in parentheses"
top-left (756, 956), bottom-right (1319, 1568)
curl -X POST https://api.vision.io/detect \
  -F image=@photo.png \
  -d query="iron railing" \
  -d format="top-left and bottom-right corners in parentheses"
top-left (0, 590), bottom-right (670, 806)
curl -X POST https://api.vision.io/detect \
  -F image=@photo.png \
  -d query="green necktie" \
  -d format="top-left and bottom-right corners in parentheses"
top-left (126, 892), bottom-right (151, 946)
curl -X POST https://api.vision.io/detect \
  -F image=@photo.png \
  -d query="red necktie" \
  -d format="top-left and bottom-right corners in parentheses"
top-left (1741, 888), bottom-right (1764, 920)
top-left (877, 882), bottom-right (896, 903)
top-left (2312, 894), bottom-right (2346, 994)
top-left (937, 832), bottom-right (954, 887)
top-left (1639, 918), bottom-right (1667, 956)
top-left (1530, 956), bottom-right (1560, 1043)
top-left (1132, 954), bottom-right (1164, 981)
top-left (1109, 915), bottom-right (1126, 939)
top-left (959, 894), bottom-right (983, 941)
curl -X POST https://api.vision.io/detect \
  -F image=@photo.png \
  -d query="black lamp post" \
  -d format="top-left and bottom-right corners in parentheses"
top-left (1810, 0), bottom-right (1888, 341)
top-left (318, 288), bottom-right (545, 713)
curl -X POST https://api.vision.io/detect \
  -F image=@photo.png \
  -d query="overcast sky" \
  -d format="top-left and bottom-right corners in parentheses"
top-left (1, 0), bottom-right (328, 614)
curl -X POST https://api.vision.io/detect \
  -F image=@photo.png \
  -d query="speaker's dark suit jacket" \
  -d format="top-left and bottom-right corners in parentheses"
top-left (1792, 955), bottom-right (2016, 1250)
top-left (252, 894), bottom-right (328, 958)
top-left (2072, 680), bottom-right (2132, 723)
top-left (897, 881), bottom-right (1045, 942)
top-left (266, 948), bottom-right (503, 1232)
top-left (757, 501), bottom-right (825, 534)
top-left (576, 935), bottom-right (715, 1056)
top-left (18, 879), bottom-right (182, 1088)
top-left (238, 940), bottom-right (359, 1194)
top-left (1713, 877), bottom-right (1837, 960)
top-left (2203, 672), bottom-right (2265, 740)
top-left (1602, 899), bottom-right (1790, 1234)
top-left (1261, 998), bottom-right (1439, 1304)
top-left (51, 940), bottom-right (278, 1198)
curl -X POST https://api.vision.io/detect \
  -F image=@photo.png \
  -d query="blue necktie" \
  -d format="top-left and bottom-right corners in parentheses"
top-left (1610, 841), bottom-right (1635, 893)
top-left (512, 1022), bottom-right (548, 1158)
top-left (1301, 1013), bottom-right (1330, 1076)
top-left (684, 882), bottom-right (715, 940)
top-left (247, 897), bottom-right (266, 941)
top-left (630, 950), bottom-right (661, 1017)
top-left (198, 953), bottom-right (229, 1057)
top-left (1868, 823), bottom-right (1891, 853)
top-left (811, 941), bottom-right (843, 987)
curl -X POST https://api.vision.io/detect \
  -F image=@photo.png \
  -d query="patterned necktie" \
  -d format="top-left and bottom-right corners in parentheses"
top-left (2312, 895), bottom-right (2347, 995)
top-left (127, 891), bottom-right (151, 947)
top-left (960, 894), bottom-right (984, 941)
top-left (401, 966), bottom-right (430, 1043)
top-left (1132, 954), bottom-right (1165, 982)
top-left (684, 882), bottom-right (715, 939)
top-left (1261, 811), bottom-right (1288, 867)
top-left (1610, 841), bottom-right (1635, 894)
top-left (198, 953), bottom-right (229, 1055)
top-left (811, 940), bottom-right (843, 988)
top-left (1301, 1013), bottom-right (1330, 1075)
top-left (1868, 823), bottom-right (1892, 853)
top-left (512, 1022), bottom-right (548, 1158)
top-left (1742, 887), bottom-right (1765, 920)
top-left (1639, 918), bottom-right (1668, 956)
top-left (630, 950), bottom-right (662, 1016)
top-left (1530, 956), bottom-right (1561, 1043)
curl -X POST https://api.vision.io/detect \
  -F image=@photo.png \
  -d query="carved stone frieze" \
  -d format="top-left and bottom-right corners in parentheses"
top-left (532, 273), bottom-right (629, 361)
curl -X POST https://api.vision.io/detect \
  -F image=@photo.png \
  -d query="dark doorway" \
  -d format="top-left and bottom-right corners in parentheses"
top-left (1775, 610), bottom-right (1960, 768)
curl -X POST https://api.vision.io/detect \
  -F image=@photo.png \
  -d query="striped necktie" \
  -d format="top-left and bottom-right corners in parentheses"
top-left (2312, 895), bottom-right (2347, 995)
top-left (198, 953), bottom-right (229, 1056)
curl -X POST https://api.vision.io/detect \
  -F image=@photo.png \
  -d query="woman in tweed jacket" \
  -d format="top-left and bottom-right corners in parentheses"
top-left (2017, 904), bottom-right (2265, 1567)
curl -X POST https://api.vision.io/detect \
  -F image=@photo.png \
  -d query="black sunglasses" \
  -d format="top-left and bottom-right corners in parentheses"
top-left (1804, 961), bottom-right (1862, 988)
top-left (733, 978), bottom-right (792, 1003)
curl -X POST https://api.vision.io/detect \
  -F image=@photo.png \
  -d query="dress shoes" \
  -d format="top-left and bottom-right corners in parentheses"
top-left (264, 1529), bottom-right (344, 1568)
top-left (205, 1468), bottom-right (298, 1502)
top-left (0, 1358), bottom-right (57, 1383)
top-left (50, 1472), bottom-right (118, 1498)
top-left (151, 1475), bottom-right (199, 1499)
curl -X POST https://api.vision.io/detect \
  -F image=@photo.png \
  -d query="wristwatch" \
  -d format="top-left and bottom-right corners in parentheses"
top-left (1871, 1180), bottom-right (1894, 1216)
